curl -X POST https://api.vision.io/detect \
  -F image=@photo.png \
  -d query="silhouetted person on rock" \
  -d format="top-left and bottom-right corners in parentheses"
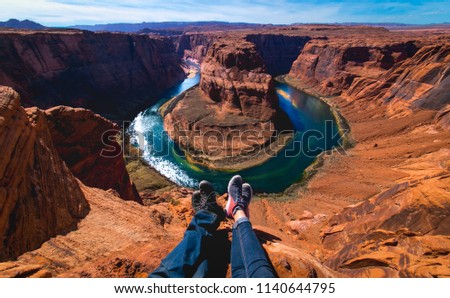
top-left (149, 175), bottom-right (275, 278)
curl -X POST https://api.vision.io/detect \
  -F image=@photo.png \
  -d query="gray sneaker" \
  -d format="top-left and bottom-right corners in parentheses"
top-left (192, 180), bottom-right (224, 220)
top-left (242, 183), bottom-right (253, 218)
top-left (225, 175), bottom-right (252, 218)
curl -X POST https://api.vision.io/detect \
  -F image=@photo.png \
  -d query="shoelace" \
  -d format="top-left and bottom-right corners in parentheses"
top-left (232, 199), bottom-right (248, 215)
top-left (197, 192), bottom-right (216, 209)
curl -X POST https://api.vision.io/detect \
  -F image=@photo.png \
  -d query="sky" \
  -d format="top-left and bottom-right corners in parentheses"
top-left (0, 0), bottom-right (449, 26)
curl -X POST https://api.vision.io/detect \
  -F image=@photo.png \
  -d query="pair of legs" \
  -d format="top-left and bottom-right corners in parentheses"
top-left (149, 175), bottom-right (275, 278)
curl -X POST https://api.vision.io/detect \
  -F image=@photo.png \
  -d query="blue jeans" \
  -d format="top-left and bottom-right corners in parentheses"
top-left (149, 211), bottom-right (275, 278)
top-left (230, 217), bottom-right (275, 278)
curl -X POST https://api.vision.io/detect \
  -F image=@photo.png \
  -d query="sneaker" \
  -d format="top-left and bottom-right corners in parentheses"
top-left (199, 180), bottom-right (215, 201)
top-left (192, 180), bottom-right (224, 219)
top-left (191, 190), bottom-right (203, 213)
top-left (225, 175), bottom-right (243, 218)
top-left (242, 183), bottom-right (253, 218)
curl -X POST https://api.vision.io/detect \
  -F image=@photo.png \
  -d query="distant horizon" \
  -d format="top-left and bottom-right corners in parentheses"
top-left (2, 18), bottom-right (450, 29)
top-left (0, 0), bottom-right (449, 27)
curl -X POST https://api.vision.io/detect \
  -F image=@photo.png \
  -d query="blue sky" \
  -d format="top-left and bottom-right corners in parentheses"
top-left (0, 0), bottom-right (449, 26)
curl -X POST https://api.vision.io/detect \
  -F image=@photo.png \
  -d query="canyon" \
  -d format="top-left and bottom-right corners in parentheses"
top-left (163, 38), bottom-right (293, 169)
top-left (0, 25), bottom-right (449, 277)
top-left (0, 29), bottom-right (185, 120)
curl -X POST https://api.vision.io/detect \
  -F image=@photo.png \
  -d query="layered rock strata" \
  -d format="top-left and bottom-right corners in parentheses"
top-left (164, 40), bottom-right (291, 169)
top-left (175, 33), bottom-right (218, 61)
top-left (245, 34), bottom-right (311, 76)
top-left (0, 30), bottom-right (185, 119)
top-left (45, 106), bottom-right (142, 203)
top-left (199, 40), bottom-right (278, 119)
top-left (278, 28), bottom-right (450, 277)
top-left (322, 177), bottom-right (450, 277)
top-left (286, 35), bottom-right (450, 117)
top-left (287, 39), bottom-right (420, 97)
top-left (0, 87), bottom-right (90, 261)
top-left (343, 44), bottom-right (450, 115)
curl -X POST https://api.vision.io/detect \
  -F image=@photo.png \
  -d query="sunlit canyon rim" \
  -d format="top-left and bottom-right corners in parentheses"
top-left (0, 23), bottom-right (449, 277)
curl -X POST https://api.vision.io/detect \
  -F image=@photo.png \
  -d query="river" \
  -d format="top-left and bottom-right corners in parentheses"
top-left (128, 69), bottom-right (340, 193)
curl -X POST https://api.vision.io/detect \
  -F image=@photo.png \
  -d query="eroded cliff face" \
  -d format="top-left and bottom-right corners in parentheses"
top-left (286, 32), bottom-right (450, 122)
top-left (175, 32), bottom-right (311, 76)
top-left (343, 44), bottom-right (450, 116)
top-left (0, 30), bottom-right (185, 119)
top-left (287, 39), bottom-right (420, 97)
top-left (277, 28), bottom-right (450, 277)
top-left (0, 86), bottom-right (90, 261)
top-left (174, 33), bottom-right (217, 61)
top-left (245, 34), bottom-right (311, 76)
top-left (200, 40), bottom-right (278, 120)
top-left (0, 187), bottom-right (338, 278)
top-left (45, 106), bottom-right (142, 203)
top-left (322, 176), bottom-right (450, 277)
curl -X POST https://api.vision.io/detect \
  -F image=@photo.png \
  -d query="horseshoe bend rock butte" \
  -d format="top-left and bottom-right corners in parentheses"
top-left (163, 39), bottom-right (292, 170)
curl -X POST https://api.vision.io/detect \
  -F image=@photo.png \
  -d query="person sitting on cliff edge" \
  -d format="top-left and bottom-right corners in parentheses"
top-left (149, 175), bottom-right (276, 278)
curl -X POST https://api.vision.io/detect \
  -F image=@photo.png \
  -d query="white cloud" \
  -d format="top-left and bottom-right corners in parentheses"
top-left (0, 0), bottom-right (341, 25)
top-left (0, 0), bottom-right (448, 26)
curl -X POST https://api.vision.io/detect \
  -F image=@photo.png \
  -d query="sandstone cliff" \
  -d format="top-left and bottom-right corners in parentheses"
top-left (200, 40), bottom-right (278, 120)
top-left (45, 106), bottom-right (142, 203)
top-left (163, 39), bottom-right (292, 169)
top-left (245, 34), bottom-right (311, 76)
top-left (175, 33), bottom-right (217, 61)
top-left (0, 30), bottom-right (185, 120)
top-left (0, 86), bottom-right (90, 261)
top-left (0, 186), bottom-right (338, 278)
top-left (343, 44), bottom-right (450, 116)
top-left (272, 28), bottom-right (450, 278)
top-left (286, 34), bottom-right (450, 118)
top-left (287, 38), bottom-right (420, 97)
top-left (322, 177), bottom-right (450, 277)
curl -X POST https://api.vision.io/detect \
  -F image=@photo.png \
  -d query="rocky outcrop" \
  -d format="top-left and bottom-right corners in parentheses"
top-left (246, 34), bottom-right (311, 76)
top-left (0, 185), bottom-right (190, 277)
top-left (163, 39), bottom-right (292, 169)
top-left (322, 177), bottom-right (450, 277)
top-left (287, 39), bottom-right (420, 97)
top-left (263, 242), bottom-right (339, 278)
top-left (343, 44), bottom-right (450, 115)
top-left (200, 40), bottom-right (279, 120)
top-left (435, 104), bottom-right (450, 131)
top-left (0, 30), bottom-right (185, 120)
top-left (0, 187), bottom-right (340, 278)
top-left (174, 33), bottom-right (217, 61)
top-left (286, 32), bottom-right (450, 123)
top-left (45, 106), bottom-right (142, 203)
top-left (0, 86), bottom-right (89, 261)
